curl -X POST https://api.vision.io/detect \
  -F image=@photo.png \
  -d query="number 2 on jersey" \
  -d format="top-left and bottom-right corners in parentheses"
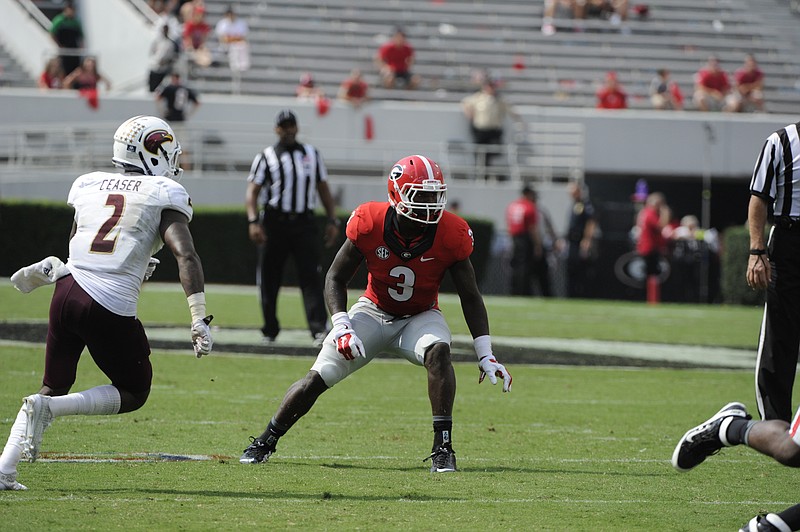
top-left (90, 194), bottom-right (125, 253)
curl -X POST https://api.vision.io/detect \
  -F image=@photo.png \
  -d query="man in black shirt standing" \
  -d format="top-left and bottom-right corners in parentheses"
top-left (155, 72), bottom-right (199, 169)
top-left (245, 109), bottom-right (340, 345)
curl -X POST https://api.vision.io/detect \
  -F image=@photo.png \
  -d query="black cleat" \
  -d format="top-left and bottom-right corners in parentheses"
top-left (671, 402), bottom-right (750, 472)
top-left (239, 437), bottom-right (275, 464)
top-left (424, 445), bottom-right (457, 473)
top-left (739, 513), bottom-right (790, 532)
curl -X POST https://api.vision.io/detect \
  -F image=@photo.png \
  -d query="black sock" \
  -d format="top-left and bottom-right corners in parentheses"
top-left (432, 415), bottom-right (453, 450)
top-left (777, 503), bottom-right (800, 529)
top-left (259, 417), bottom-right (289, 449)
top-left (724, 418), bottom-right (755, 446)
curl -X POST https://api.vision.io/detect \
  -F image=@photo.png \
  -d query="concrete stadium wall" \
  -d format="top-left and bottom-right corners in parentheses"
top-left (0, 89), bottom-right (795, 233)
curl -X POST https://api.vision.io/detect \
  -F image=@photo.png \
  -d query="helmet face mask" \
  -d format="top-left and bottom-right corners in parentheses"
top-left (387, 155), bottom-right (447, 224)
top-left (112, 115), bottom-right (183, 179)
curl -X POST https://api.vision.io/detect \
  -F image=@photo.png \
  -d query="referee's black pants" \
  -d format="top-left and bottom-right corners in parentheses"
top-left (257, 215), bottom-right (327, 340)
top-left (756, 225), bottom-right (800, 422)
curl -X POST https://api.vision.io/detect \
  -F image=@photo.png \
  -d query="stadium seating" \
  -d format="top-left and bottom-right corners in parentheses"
top-left (183, 0), bottom-right (800, 114)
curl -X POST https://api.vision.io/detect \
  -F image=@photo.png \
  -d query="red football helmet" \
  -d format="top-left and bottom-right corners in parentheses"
top-left (387, 155), bottom-right (447, 224)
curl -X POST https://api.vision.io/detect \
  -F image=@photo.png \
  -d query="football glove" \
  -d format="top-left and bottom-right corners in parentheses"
top-left (144, 257), bottom-right (160, 281)
top-left (331, 311), bottom-right (365, 360)
top-left (478, 355), bottom-right (512, 392)
top-left (10, 256), bottom-right (69, 293)
top-left (191, 315), bottom-right (214, 358)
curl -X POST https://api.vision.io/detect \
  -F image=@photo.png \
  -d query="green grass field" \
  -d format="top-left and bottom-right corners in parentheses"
top-left (0, 281), bottom-right (796, 530)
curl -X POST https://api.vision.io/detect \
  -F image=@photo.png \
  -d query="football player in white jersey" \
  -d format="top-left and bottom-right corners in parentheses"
top-left (0, 115), bottom-right (213, 491)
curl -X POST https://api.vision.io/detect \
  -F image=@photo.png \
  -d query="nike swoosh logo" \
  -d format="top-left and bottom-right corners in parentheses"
top-left (420, 256), bottom-right (435, 262)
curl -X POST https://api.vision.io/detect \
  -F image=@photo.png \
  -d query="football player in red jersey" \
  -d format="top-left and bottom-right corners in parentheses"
top-left (240, 154), bottom-right (512, 472)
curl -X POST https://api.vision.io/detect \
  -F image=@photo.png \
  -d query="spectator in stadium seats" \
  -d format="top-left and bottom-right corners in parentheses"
top-left (182, 3), bottom-right (212, 70)
top-left (296, 72), bottom-right (325, 101)
top-left (585, 0), bottom-right (629, 23)
top-left (461, 75), bottom-right (522, 179)
top-left (541, 0), bottom-right (584, 35)
top-left (63, 57), bottom-right (110, 92)
top-left (38, 57), bottom-right (65, 90)
top-left (49, 1), bottom-right (84, 76)
top-left (596, 71), bottom-right (627, 109)
top-left (693, 56), bottom-right (731, 112)
top-left (215, 5), bottom-right (250, 95)
top-left (151, 0), bottom-right (182, 41)
top-left (338, 69), bottom-right (370, 108)
top-left (726, 54), bottom-right (765, 113)
top-left (375, 27), bottom-right (420, 90)
top-left (649, 68), bottom-right (683, 110)
top-left (148, 23), bottom-right (181, 92)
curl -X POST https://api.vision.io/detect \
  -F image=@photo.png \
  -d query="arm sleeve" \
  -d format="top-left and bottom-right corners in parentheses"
top-left (750, 134), bottom-right (779, 201)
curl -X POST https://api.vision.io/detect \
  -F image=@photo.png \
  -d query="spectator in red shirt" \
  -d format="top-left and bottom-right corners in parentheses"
top-left (636, 192), bottom-right (671, 303)
top-left (726, 54), bottom-right (765, 113)
top-left (506, 185), bottom-right (545, 296)
top-left (338, 69), bottom-right (369, 108)
top-left (183, 4), bottom-right (212, 68)
top-left (693, 56), bottom-right (731, 112)
top-left (596, 71), bottom-right (627, 109)
top-left (375, 27), bottom-right (420, 89)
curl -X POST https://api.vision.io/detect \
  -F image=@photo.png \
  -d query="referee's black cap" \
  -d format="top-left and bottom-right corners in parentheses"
top-left (275, 109), bottom-right (297, 127)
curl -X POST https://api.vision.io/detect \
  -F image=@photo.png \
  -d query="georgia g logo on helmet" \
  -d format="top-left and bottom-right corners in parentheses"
top-left (144, 130), bottom-right (174, 155)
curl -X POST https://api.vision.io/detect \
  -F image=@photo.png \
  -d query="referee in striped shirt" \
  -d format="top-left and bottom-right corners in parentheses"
top-left (747, 121), bottom-right (800, 422)
top-left (245, 109), bottom-right (340, 345)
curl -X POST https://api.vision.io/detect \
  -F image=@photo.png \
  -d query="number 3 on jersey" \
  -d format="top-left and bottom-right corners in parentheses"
top-left (91, 194), bottom-right (125, 253)
top-left (388, 265), bottom-right (415, 301)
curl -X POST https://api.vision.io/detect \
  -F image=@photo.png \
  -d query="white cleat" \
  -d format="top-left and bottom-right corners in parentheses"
top-left (22, 394), bottom-right (53, 463)
top-left (0, 471), bottom-right (28, 491)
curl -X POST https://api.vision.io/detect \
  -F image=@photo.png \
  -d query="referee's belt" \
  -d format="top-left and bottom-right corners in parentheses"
top-left (265, 209), bottom-right (311, 222)
top-left (775, 217), bottom-right (800, 231)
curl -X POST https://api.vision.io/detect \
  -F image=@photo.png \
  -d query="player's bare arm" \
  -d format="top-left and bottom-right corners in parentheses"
top-left (449, 258), bottom-right (490, 338)
top-left (161, 209), bottom-right (204, 297)
top-left (324, 239), bottom-right (364, 315)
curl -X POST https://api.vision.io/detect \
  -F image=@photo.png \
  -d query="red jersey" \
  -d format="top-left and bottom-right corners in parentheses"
top-left (636, 205), bottom-right (666, 255)
top-left (346, 202), bottom-right (473, 316)
top-left (378, 42), bottom-right (414, 74)
top-left (506, 197), bottom-right (537, 237)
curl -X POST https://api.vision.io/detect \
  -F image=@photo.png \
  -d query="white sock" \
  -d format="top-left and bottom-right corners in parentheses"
top-left (48, 385), bottom-right (121, 417)
top-left (0, 406), bottom-right (28, 474)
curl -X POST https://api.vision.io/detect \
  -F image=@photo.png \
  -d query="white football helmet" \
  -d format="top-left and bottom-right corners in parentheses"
top-left (112, 115), bottom-right (183, 179)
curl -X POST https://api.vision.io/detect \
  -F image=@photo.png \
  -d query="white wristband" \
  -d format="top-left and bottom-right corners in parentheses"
top-left (331, 311), bottom-right (351, 329)
top-left (187, 292), bottom-right (207, 323)
top-left (474, 334), bottom-right (492, 359)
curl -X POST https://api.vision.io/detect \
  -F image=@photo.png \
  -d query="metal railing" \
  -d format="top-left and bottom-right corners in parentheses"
top-left (0, 121), bottom-right (585, 184)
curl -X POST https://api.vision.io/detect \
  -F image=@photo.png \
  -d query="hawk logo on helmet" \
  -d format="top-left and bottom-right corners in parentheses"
top-left (144, 130), bottom-right (174, 154)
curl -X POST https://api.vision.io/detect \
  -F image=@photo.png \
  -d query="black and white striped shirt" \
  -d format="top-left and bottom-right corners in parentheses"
top-left (750, 122), bottom-right (800, 218)
top-left (247, 143), bottom-right (328, 214)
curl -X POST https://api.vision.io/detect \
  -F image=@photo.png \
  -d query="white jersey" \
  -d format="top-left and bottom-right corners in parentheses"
top-left (65, 171), bottom-right (193, 316)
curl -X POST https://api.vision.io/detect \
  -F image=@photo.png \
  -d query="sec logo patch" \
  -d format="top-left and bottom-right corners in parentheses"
top-left (375, 246), bottom-right (390, 260)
